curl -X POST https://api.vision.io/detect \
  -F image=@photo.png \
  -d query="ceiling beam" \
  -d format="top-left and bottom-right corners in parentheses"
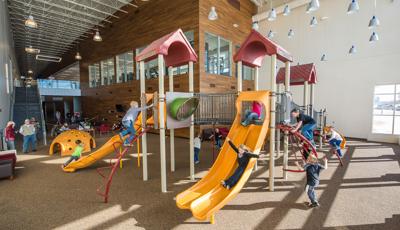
top-left (62, 0), bottom-right (120, 19)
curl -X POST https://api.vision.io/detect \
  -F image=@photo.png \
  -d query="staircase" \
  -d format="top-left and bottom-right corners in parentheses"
top-left (13, 87), bottom-right (43, 130)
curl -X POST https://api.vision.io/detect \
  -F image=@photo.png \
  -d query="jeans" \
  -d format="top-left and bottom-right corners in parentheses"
top-left (6, 141), bottom-right (15, 150)
top-left (120, 120), bottom-right (136, 145)
top-left (64, 155), bottom-right (80, 167)
top-left (307, 185), bottom-right (318, 204)
top-left (23, 134), bottom-right (36, 153)
top-left (194, 147), bottom-right (200, 162)
top-left (329, 139), bottom-right (343, 157)
top-left (215, 139), bottom-right (222, 149)
top-left (225, 166), bottom-right (245, 187)
top-left (242, 110), bottom-right (260, 126)
top-left (301, 123), bottom-right (317, 145)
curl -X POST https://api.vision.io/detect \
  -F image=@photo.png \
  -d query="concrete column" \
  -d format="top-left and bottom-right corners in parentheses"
top-left (64, 101), bottom-right (70, 120)
top-left (189, 61), bottom-right (195, 181)
top-left (168, 66), bottom-right (175, 172)
top-left (73, 96), bottom-right (81, 114)
top-left (269, 54), bottom-right (277, 192)
top-left (140, 61), bottom-right (148, 181)
top-left (283, 61), bottom-right (291, 180)
top-left (158, 54), bottom-right (167, 193)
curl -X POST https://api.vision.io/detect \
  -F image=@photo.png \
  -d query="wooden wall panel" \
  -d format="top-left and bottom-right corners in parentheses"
top-left (199, 0), bottom-right (256, 93)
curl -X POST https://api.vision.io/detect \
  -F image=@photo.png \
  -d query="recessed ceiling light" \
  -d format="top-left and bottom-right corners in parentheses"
top-left (233, 23), bottom-right (239, 28)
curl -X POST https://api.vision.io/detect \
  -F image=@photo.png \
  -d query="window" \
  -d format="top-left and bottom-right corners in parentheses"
top-left (205, 33), bottom-right (232, 76)
top-left (136, 46), bottom-right (159, 80)
top-left (116, 51), bottom-right (134, 83)
top-left (101, 58), bottom-right (115, 85)
top-left (243, 66), bottom-right (254, 80)
top-left (372, 84), bottom-right (400, 134)
top-left (88, 63), bottom-right (100, 87)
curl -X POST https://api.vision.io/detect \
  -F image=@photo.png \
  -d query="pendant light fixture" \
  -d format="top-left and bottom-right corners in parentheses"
top-left (283, 5), bottom-right (291, 16)
top-left (28, 70), bottom-right (33, 74)
top-left (288, 29), bottom-right (294, 38)
top-left (75, 52), bottom-right (82, 60)
top-left (369, 32), bottom-right (379, 42)
top-left (252, 21), bottom-right (259, 31)
top-left (267, 30), bottom-right (275, 39)
top-left (349, 45), bottom-right (357, 54)
top-left (309, 0), bottom-right (320, 12)
top-left (369, 1), bottom-right (380, 28)
top-left (306, 2), bottom-right (312, 14)
top-left (268, 8), bottom-right (277, 21)
top-left (93, 29), bottom-right (102, 42)
top-left (368, 15), bottom-right (380, 28)
top-left (320, 54), bottom-right (327, 61)
top-left (208, 6), bottom-right (218, 21)
top-left (25, 15), bottom-right (37, 28)
top-left (267, 0), bottom-right (276, 21)
top-left (310, 16), bottom-right (318, 27)
top-left (347, 0), bottom-right (360, 14)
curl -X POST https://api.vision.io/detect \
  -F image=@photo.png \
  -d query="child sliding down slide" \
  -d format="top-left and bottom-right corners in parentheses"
top-left (120, 101), bottom-right (153, 147)
top-left (62, 140), bottom-right (84, 168)
top-left (221, 137), bottom-right (259, 189)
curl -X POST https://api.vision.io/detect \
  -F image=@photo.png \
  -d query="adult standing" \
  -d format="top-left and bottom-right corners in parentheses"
top-left (5, 121), bottom-right (16, 150)
top-left (19, 119), bottom-right (36, 153)
top-left (30, 117), bottom-right (40, 142)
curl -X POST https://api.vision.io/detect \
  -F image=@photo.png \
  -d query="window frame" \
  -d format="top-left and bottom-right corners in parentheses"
top-left (204, 32), bottom-right (232, 77)
top-left (371, 84), bottom-right (400, 135)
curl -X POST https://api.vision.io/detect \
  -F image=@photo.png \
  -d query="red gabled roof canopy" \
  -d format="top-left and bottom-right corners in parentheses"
top-left (233, 29), bottom-right (293, 67)
top-left (135, 29), bottom-right (198, 67)
top-left (276, 63), bottom-right (317, 85)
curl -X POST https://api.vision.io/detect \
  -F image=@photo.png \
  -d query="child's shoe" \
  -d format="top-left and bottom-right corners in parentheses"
top-left (310, 202), bottom-right (320, 208)
top-left (226, 185), bottom-right (231, 190)
top-left (195, 161), bottom-right (200, 164)
top-left (221, 180), bottom-right (226, 187)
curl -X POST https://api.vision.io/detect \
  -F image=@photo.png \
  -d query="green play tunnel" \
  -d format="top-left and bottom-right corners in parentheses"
top-left (168, 97), bottom-right (199, 121)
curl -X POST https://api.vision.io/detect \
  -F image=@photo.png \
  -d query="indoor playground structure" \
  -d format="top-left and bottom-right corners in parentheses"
top-left (49, 129), bottom-right (96, 156)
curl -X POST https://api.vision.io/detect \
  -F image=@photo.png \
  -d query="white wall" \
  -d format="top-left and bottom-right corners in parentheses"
top-left (257, 0), bottom-right (400, 142)
top-left (0, 1), bottom-right (19, 129)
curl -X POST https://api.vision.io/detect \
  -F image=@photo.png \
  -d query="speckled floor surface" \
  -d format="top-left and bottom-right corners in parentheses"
top-left (0, 133), bottom-right (399, 230)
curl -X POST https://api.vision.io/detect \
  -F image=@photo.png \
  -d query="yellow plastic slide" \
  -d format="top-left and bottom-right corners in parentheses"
top-left (63, 95), bottom-right (155, 173)
top-left (176, 91), bottom-right (271, 222)
top-left (62, 134), bottom-right (124, 172)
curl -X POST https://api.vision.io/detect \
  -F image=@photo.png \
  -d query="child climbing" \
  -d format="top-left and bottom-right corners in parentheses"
top-left (194, 133), bottom-right (201, 164)
top-left (221, 137), bottom-right (259, 189)
top-left (120, 100), bottom-right (153, 147)
top-left (295, 155), bottom-right (328, 208)
top-left (324, 126), bottom-right (344, 158)
top-left (62, 140), bottom-right (84, 168)
top-left (291, 108), bottom-right (317, 146)
top-left (241, 101), bottom-right (262, 126)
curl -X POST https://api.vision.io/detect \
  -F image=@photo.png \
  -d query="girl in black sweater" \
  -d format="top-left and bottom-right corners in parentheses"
top-left (221, 137), bottom-right (259, 189)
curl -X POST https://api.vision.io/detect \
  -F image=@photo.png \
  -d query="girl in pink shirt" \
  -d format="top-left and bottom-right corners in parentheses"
top-left (241, 101), bottom-right (262, 126)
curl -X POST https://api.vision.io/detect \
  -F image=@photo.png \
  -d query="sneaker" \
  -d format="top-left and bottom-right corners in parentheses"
top-left (32, 149), bottom-right (37, 152)
top-left (221, 180), bottom-right (226, 187)
top-left (195, 161), bottom-right (200, 164)
top-left (124, 143), bottom-right (133, 147)
top-left (226, 185), bottom-right (231, 190)
top-left (310, 202), bottom-right (320, 208)
top-left (241, 122), bottom-right (247, 126)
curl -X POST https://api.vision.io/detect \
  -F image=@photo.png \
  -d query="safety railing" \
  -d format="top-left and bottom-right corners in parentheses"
top-left (194, 93), bottom-right (237, 125)
top-left (37, 79), bottom-right (80, 89)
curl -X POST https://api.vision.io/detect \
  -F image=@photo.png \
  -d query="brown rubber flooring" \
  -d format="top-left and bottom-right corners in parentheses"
top-left (0, 133), bottom-right (399, 229)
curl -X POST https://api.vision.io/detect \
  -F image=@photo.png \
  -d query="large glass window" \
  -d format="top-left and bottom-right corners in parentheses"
top-left (372, 84), bottom-right (400, 134)
top-left (135, 46), bottom-right (159, 80)
top-left (116, 51), bottom-right (134, 83)
top-left (101, 58), bottom-right (115, 85)
top-left (205, 33), bottom-right (232, 76)
top-left (88, 63), bottom-right (100, 87)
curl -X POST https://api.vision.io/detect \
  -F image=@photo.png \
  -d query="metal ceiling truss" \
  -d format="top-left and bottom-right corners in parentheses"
top-left (7, 0), bottom-right (138, 76)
